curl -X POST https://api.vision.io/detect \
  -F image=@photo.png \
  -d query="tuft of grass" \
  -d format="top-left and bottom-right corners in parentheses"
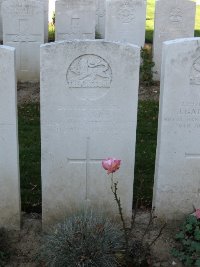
top-left (18, 104), bottom-right (41, 213)
top-left (48, 23), bottom-right (55, 42)
top-left (0, 228), bottom-right (10, 266)
top-left (134, 101), bottom-right (159, 207)
top-left (39, 210), bottom-right (123, 266)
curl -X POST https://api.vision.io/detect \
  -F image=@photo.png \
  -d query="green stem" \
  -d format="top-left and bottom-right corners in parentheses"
top-left (110, 173), bottom-right (129, 262)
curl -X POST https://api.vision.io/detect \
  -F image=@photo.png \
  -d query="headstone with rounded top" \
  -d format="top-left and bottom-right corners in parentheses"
top-left (40, 40), bottom-right (140, 227)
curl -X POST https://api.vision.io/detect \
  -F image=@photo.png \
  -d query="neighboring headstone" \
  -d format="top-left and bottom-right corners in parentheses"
top-left (105, 0), bottom-right (147, 47)
top-left (41, 0), bottom-right (49, 43)
top-left (0, 46), bottom-right (20, 230)
top-left (41, 40), bottom-right (140, 227)
top-left (153, 37), bottom-right (200, 221)
top-left (153, 0), bottom-right (196, 81)
top-left (0, 0), bottom-right (3, 42)
top-left (55, 0), bottom-right (95, 41)
top-left (2, 0), bottom-right (44, 82)
top-left (95, 0), bottom-right (106, 39)
top-left (0, 0), bottom-right (48, 43)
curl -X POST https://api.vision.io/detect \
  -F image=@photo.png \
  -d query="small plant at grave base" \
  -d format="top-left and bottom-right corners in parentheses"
top-left (102, 158), bottom-right (166, 266)
top-left (171, 209), bottom-right (200, 267)
top-left (0, 228), bottom-right (10, 266)
top-left (39, 210), bottom-right (123, 266)
top-left (140, 46), bottom-right (155, 86)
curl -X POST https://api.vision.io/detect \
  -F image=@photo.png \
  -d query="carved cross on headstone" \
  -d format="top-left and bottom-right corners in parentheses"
top-left (67, 137), bottom-right (104, 201)
top-left (5, 19), bottom-right (41, 72)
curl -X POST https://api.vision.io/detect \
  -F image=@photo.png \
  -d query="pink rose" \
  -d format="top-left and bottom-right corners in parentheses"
top-left (102, 158), bottom-right (121, 174)
top-left (195, 209), bottom-right (200, 219)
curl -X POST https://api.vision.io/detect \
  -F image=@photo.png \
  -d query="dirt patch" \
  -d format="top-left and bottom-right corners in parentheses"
top-left (17, 83), bottom-right (40, 105)
top-left (17, 82), bottom-right (160, 105)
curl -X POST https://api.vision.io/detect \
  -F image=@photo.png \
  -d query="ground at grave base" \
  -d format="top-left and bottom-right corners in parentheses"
top-left (4, 212), bottom-right (183, 267)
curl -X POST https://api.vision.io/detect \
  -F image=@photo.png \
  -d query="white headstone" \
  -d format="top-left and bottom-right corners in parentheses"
top-left (2, 0), bottom-right (44, 82)
top-left (0, 46), bottom-right (20, 230)
top-left (55, 0), bottom-right (95, 41)
top-left (0, 0), bottom-right (48, 42)
top-left (41, 40), bottom-right (140, 227)
top-left (0, 0), bottom-right (3, 41)
top-left (41, 0), bottom-right (49, 43)
top-left (105, 0), bottom-right (147, 47)
top-left (95, 0), bottom-right (106, 39)
top-left (153, 37), bottom-right (200, 221)
top-left (153, 0), bottom-right (196, 81)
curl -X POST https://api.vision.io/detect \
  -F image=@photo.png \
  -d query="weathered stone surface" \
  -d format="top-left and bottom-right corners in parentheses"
top-left (0, 46), bottom-right (20, 230)
top-left (153, 38), bottom-right (200, 221)
top-left (0, 0), bottom-right (3, 41)
top-left (40, 0), bottom-right (49, 43)
top-left (105, 0), bottom-right (147, 47)
top-left (55, 0), bottom-right (95, 41)
top-left (41, 40), bottom-right (140, 227)
top-left (153, 0), bottom-right (196, 80)
top-left (95, 0), bottom-right (106, 39)
top-left (0, 0), bottom-right (48, 42)
top-left (2, 0), bottom-right (44, 82)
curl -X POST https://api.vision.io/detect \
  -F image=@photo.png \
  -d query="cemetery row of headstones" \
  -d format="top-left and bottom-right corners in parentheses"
top-left (1, 37), bottom-right (200, 230)
top-left (0, 0), bottom-right (198, 82)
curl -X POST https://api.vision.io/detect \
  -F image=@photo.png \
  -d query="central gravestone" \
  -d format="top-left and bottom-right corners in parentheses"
top-left (41, 40), bottom-right (140, 227)
top-left (55, 0), bottom-right (95, 41)
top-left (2, 0), bottom-right (44, 82)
